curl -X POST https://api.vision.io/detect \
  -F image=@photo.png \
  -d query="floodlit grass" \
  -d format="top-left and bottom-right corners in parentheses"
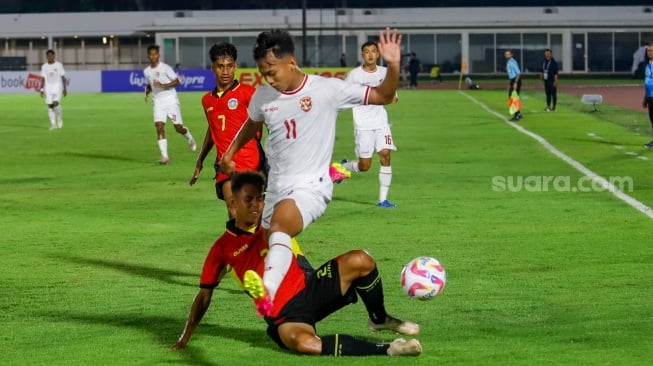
top-left (1, 87), bottom-right (652, 365)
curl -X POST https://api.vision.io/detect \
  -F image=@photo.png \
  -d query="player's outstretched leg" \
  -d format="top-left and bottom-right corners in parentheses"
top-left (387, 338), bottom-right (422, 356)
top-left (243, 270), bottom-right (272, 317)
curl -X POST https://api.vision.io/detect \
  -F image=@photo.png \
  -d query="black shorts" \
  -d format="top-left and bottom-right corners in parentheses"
top-left (265, 258), bottom-right (359, 349)
top-left (213, 162), bottom-right (227, 201)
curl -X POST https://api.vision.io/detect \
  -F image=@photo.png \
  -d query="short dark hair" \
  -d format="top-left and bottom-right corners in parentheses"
top-left (544, 48), bottom-right (552, 53)
top-left (253, 29), bottom-right (295, 61)
top-left (209, 42), bottom-right (238, 63)
top-left (46, 49), bottom-right (55, 56)
top-left (147, 45), bottom-right (160, 53)
top-left (231, 171), bottom-right (266, 195)
top-left (361, 41), bottom-right (378, 51)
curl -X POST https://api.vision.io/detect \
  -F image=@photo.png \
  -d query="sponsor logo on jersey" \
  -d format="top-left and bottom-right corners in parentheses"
top-left (233, 243), bottom-right (249, 257)
top-left (228, 98), bottom-right (238, 110)
top-left (300, 96), bottom-right (312, 112)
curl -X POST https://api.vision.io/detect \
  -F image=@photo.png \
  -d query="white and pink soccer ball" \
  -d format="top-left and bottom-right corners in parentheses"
top-left (400, 257), bottom-right (446, 300)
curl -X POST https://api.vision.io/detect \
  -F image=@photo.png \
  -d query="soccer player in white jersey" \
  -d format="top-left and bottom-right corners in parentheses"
top-left (40, 50), bottom-right (67, 130)
top-left (144, 45), bottom-right (196, 165)
top-left (219, 27), bottom-right (402, 317)
top-left (339, 41), bottom-right (398, 208)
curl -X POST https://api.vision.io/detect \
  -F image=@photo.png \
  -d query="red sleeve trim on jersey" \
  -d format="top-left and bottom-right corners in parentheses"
top-left (363, 86), bottom-right (371, 105)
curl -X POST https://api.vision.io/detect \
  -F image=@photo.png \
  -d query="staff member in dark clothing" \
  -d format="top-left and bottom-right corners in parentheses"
top-left (408, 52), bottom-right (422, 88)
top-left (541, 48), bottom-right (559, 112)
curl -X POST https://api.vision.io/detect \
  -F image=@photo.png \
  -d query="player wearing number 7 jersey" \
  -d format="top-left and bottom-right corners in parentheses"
top-left (219, 27), bottom-right (403, 317)
top-left (190, 42), bottom-right (266, 219)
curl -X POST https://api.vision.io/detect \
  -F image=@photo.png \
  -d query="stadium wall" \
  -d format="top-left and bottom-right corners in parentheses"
top-left (1, 7), bottom-right (652, 75)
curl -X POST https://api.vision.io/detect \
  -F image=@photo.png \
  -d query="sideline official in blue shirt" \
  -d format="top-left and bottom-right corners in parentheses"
top-left (505, 50), bottom-right (523, 121)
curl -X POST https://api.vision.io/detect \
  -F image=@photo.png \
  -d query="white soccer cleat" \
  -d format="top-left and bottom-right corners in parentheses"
top-left (387, 338), bottom-right (422, 356)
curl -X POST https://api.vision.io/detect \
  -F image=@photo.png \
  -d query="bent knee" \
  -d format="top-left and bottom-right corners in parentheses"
top-left (342, 250), bottom-right (376, 272)
top-left (280, 325), bottom-right (322, 355)
top-left (358, 159), bottom-right (372, 171)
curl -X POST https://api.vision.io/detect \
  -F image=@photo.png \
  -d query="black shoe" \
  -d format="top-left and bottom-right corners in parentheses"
top-left (644, 140), bottom-right (653, 149)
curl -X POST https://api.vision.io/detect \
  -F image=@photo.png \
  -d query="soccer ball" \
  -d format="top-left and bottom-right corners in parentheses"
top-left (400, 257), bottom-right (446, 300)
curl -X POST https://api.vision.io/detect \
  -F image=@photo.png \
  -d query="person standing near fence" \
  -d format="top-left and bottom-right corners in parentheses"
top-left (40, 49), bottom-right (66, 130)
top-left (643, 44), bottom-right (653, 148)
top-left (505, 50), bottom-right (523, 121)
top-left (408, 52), bottom-right (421, 88)
top-left (541, 48), bottom-right (559, 112)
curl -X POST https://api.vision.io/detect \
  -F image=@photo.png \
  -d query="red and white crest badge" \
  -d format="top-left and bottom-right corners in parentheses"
top-left (299, 97), bottom-right (312, 112)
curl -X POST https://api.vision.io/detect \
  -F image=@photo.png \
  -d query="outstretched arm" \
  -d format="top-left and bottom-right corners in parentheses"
top-left (219, 118), bottom-right (263, 176)
top-left (172, 288), bottom-right (213, 350)
top-left (189, 128), bottom-right (214, 186)
top-left (368, 27), bottom-right (402, 105)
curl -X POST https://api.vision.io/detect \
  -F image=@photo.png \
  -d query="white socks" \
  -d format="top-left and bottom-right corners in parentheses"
top-left (379, 166), bottom-right (392, 202)
top-left (48, 109), bottom-right (56, 129)
top-left (183, 130), bottom-right (194, 143)
top-left (54, 105), bottom-right (63, 128)
top-left (264, 232), bottom-right (293, 301)
top-left (157, 139), bottom-right (168, 158)
top-left (343, 160), bottom-right (361, 173)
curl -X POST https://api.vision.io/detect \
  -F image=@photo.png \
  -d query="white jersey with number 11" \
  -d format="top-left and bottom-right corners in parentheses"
top-left (248, 74), bottom-right (370, 193)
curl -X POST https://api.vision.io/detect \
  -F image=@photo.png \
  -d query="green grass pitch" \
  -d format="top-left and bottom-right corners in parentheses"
top-left (1, 86), bottom-right (653, 365)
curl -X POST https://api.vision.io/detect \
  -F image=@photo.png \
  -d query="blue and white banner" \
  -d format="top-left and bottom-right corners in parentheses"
top-left (101, 70), bottom-right (214, 92)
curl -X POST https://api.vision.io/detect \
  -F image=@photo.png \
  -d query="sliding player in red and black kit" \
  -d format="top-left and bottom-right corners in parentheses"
top-left (172, 171), bottom-right (422, 357)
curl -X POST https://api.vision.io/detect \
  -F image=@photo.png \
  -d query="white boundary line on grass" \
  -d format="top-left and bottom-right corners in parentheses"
top-left (460, 91), bottom-right (653, 219)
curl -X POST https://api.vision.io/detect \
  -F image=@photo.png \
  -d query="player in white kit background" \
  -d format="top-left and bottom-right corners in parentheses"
top-left (219, 27), bottom-right (403, 317)
top-left (340, 41), bottom-right (398, 208)
top-left (40, 49), bottom-right (67, 130)
top-left (144, 45), bottom-right (196, 165)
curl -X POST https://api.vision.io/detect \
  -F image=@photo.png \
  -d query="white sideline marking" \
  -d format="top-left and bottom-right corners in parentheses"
top-left (460, 91), bottom-right (653, 219)
top-left (592, 134), bottom-right (648, 160)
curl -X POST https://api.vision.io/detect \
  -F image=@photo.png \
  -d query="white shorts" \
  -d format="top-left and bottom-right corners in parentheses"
top-left (153, 103), bottom-right (183, 124)
top-left (261, 176), bottom-right (333, 230)
top-left (44, 93), bottom-right (62, 105)
top-left (354, 125), bottom-right (397, 159)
